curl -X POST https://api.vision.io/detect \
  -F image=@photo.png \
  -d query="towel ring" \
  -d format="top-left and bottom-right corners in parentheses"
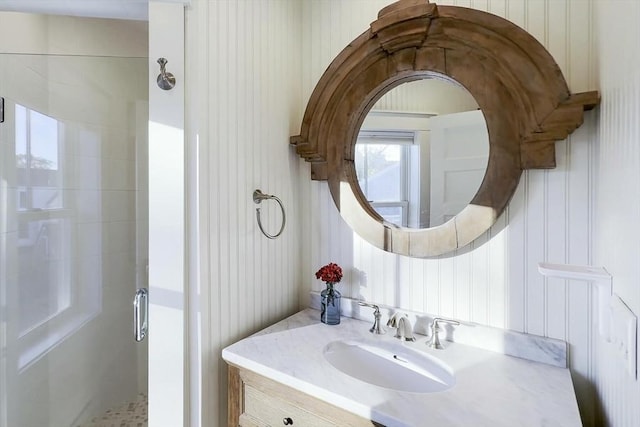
top-left (253, 189), bottom-right (286, 239)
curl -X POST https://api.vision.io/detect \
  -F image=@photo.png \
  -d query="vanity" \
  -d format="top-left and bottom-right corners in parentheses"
top-left (222, 309), bottom-right (581, 427)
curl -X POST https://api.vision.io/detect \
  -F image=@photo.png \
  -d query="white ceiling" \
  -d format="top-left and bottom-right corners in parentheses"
top-left (0, 0), bottom-right (148, 21)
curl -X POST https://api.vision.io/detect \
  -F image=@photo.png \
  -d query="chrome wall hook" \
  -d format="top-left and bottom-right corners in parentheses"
top-left (156, 57), bottom-right (176, 90)
top-left (253, 189), bottom-right (286, 239)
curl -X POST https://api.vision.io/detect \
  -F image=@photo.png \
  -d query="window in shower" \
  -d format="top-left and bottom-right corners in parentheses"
top-left (15, 104), bottom-right (72, 336)
top-left (14, 103), bottom-right (99, 369)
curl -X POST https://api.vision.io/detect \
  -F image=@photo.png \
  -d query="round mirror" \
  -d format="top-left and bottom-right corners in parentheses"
top-left (291, 0), bottom-right (599, 257)
top-left (354, 76), bottom-right (489, 229)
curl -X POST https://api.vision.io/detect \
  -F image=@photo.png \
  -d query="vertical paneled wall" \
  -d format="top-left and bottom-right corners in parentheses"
top-left (594, 1), bottom-right (640, 426)
top-left (190, 1), bottom-right (640, 426)
top-left (187, 1), bottom-right (303, 426)
top-left (300, 0), bottom-right (599, 424)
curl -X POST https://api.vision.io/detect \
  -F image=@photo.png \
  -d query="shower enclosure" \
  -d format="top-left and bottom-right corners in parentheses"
top-left (0, 14), bottom-right (149, 426)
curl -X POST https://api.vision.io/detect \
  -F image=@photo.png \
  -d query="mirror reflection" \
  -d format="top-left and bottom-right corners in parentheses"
top-left (355, 77), bottom-right (489, 229)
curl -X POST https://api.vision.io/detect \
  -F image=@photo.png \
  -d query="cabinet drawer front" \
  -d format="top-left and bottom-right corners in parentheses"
top-left (244, 384), bottom-right (337, 427)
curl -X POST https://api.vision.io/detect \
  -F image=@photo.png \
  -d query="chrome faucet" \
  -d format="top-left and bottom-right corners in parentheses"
top-left (396, 316), bottom-right (416, 341)
top-left (426, 317), bottom-right (460, 349)
top-left (358, 301), bottom-right (386, 334)
top-left (387, 312), bottom-right (416, 341)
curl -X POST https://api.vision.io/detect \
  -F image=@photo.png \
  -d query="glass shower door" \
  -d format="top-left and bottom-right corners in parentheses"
top-left (0, 52), bottom-right (149, 427)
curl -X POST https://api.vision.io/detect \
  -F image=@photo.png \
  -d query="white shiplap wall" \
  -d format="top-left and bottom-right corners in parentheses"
top-left (300, 0), bottom-right (600, 425)
top-left (594, 1), bottom-right (640, 426)
top-left (188, 1), bottom-right (640, 426)
top-left (186, 1), bottom-right (303, 426)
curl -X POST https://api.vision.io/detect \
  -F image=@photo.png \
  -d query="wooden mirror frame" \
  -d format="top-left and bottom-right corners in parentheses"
top-left (291, 0), bottom-right (599, 257)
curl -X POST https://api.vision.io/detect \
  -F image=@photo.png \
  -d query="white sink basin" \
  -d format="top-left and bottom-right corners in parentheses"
top-left (323, 339), bottom-right (455, 393)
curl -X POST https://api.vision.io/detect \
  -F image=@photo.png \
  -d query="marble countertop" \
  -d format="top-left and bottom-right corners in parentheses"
top-left (222, 309), bottom-right (581, 427)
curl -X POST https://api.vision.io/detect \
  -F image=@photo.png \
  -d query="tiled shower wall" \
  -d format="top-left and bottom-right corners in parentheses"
top-left (594, 1), bottom-right (640, 426)
top-left (299, 0), bottom-right (600, 424)
top-left (0, 12), bottom-right (148, 427)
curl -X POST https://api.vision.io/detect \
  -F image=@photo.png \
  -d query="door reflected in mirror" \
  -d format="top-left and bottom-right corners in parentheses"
top-left (355, 76), bottom-right (489, 229)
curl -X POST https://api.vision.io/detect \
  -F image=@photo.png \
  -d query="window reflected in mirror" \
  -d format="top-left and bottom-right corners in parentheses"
top-left (356, 131), bottom-right (419, 228)
top-left (355, 77), bottom-right (489, 230)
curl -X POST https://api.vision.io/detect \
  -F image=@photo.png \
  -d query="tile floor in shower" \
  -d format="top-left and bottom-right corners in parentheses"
top-left (79, 393), bottom-right (148, 427)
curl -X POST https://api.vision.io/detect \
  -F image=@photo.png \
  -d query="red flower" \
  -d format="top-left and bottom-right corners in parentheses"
top-left (315, 262), bottom-right (343, 284)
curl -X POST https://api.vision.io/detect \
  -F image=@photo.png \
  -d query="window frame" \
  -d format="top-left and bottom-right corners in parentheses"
top-left (356, 130), bottom-right (415, 227)
top-left (14, 103), bottom-right (100, 371)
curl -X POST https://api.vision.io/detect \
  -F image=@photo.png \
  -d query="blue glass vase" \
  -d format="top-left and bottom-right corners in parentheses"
top-left (320, 283), bottom-right (341, 325)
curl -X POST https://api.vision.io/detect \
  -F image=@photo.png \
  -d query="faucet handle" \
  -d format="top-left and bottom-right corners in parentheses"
top-left (358, 301), bottom-right (379, 310)
top-left (358, 301), bottom-right (386, 334)
top-left (432, 317), bottom-right (460, 328)
top-left (427, 317), bottom-right (460, 349)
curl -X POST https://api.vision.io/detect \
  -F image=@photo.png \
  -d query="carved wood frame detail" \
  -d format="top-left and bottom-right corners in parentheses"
top-left (290, 0), bottom-right (599, 257)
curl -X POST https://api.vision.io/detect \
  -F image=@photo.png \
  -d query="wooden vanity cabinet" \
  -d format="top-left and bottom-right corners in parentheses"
top-left (228, 365), bottom-right (384, 427)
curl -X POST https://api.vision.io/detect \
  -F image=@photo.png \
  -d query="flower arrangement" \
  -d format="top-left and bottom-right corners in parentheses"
top-left (315, 262), bottom-right (343, 285)
top-left (316, 262), bottom-right (343, 325)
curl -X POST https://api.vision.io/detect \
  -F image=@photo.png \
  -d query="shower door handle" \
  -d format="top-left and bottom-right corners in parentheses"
top-left (134, 288), bottom-right (149, 342)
